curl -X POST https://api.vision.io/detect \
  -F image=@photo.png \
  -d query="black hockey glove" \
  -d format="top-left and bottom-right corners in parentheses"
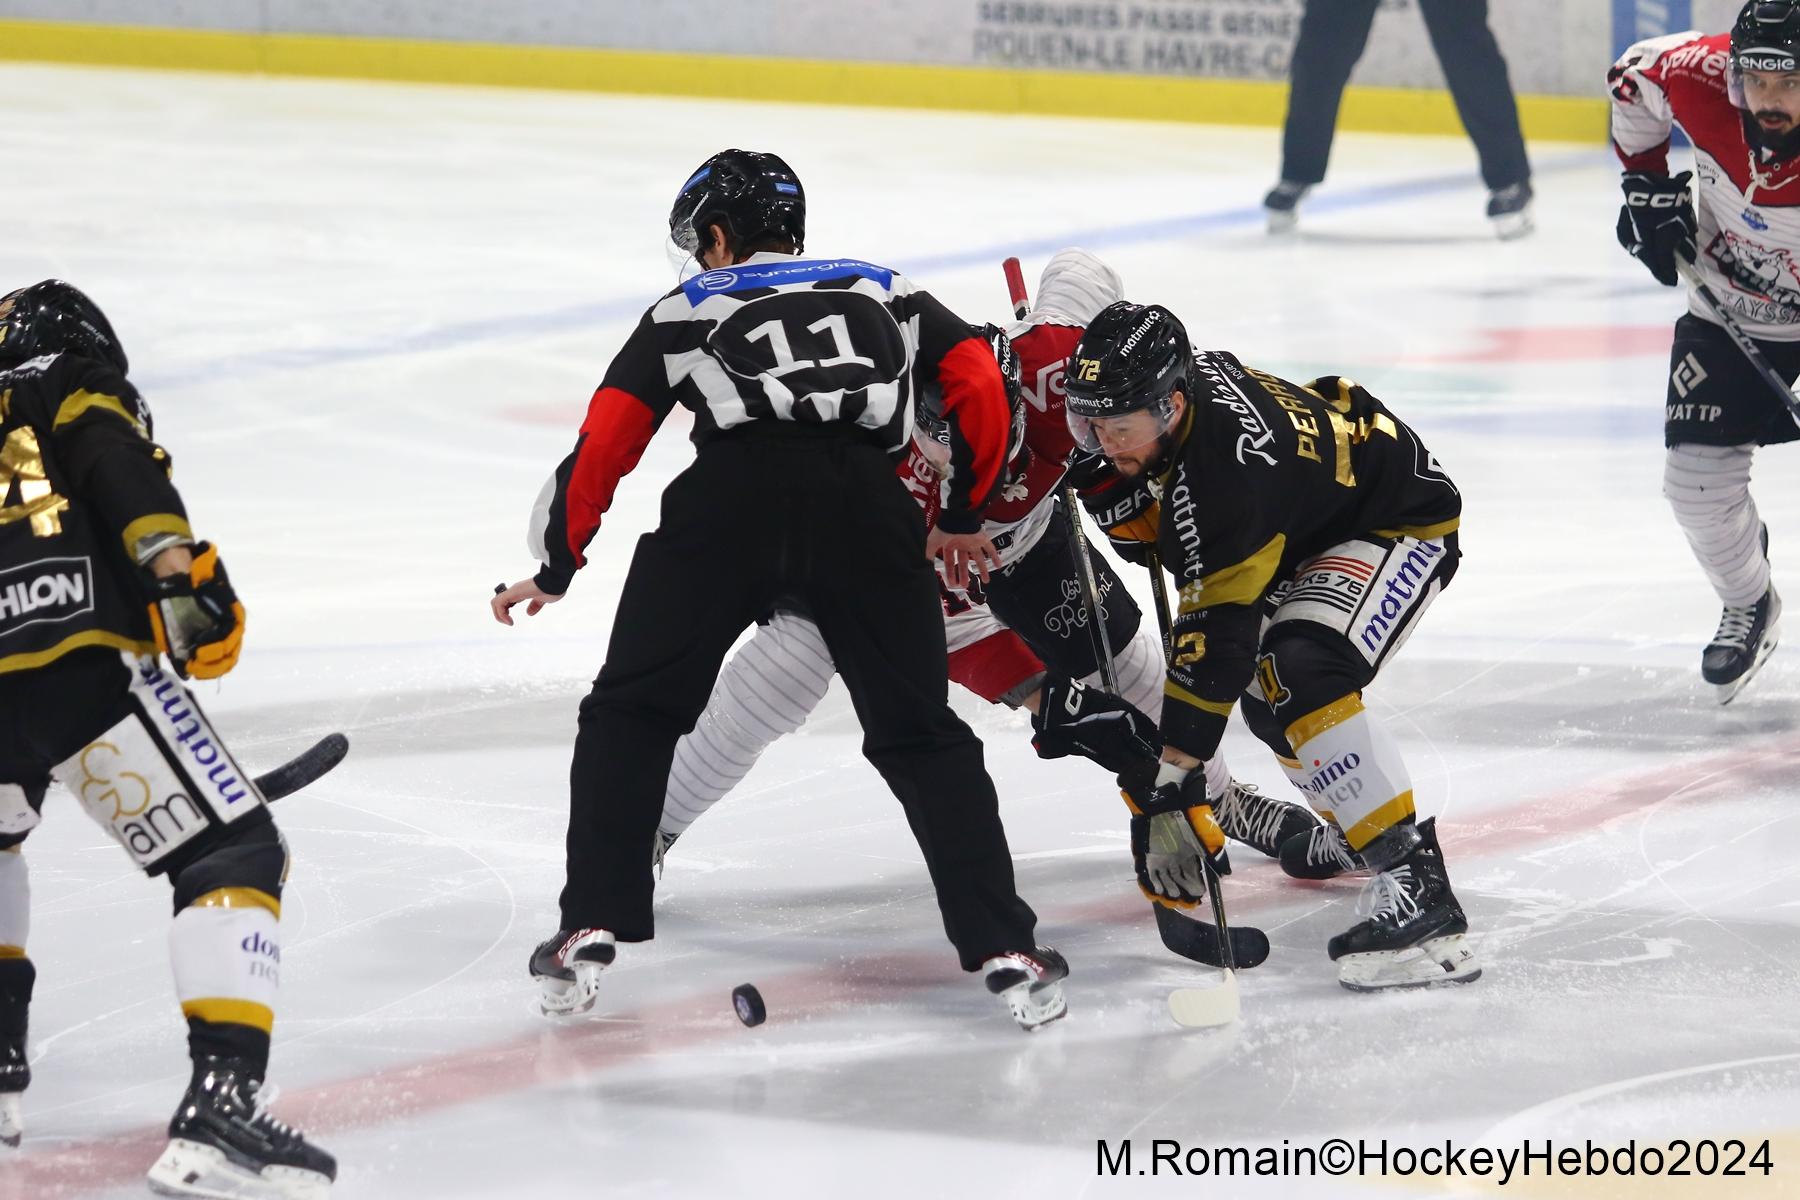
top-left (1119, 763), bottom-right (1230, 907)
top-left (1029, 676), bottom-right (1161, 775)
top-left (1065, 449), bottom-right (1159, 567)
top-left (1617, 170), bottom-right (1697, 287)
top-left (146, 541), bottom-right (245, 680)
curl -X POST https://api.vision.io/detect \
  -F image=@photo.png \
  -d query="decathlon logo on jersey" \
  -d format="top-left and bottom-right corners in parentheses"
top-left (0, 557), bottom-right (94, 634)
top-left (1355, 540), bottom-right (1445, 660)
top-left (1671, 352), bottom-right (1709, 399)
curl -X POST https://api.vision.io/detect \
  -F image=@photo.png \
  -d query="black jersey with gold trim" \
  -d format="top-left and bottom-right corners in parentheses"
top-left (1156, 352), bottom-right (1460, 758)
top-left (0, 352), bottom-right (188, 674)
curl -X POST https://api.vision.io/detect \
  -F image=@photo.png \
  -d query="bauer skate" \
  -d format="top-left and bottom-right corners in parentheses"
top-left (1212, 781), bottom-right (1315, 859)
top-left (0, 1032), bottom-right (24, 1149)
top-left (147, 1057), bottom-right (335, 1199)
top-left (982, 946), bottom-right (1069, 1032)
top-left (529, 928), bottom-right (615, 1016)
top-left (1279, 820), bottom-right (1369, 880)
top-left (1263, 180), bottom-right (1310, 233)
top-left (1704, 584), bottom-right (1781, 705)
top-left (1327, 818), bottom-right (1479, 991)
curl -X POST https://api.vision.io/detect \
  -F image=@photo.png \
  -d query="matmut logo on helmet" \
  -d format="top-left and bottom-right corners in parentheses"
top-left (1063, 301), bottom-right (1191, 417)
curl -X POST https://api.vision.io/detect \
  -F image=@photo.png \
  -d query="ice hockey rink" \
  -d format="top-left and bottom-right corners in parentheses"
top-left (7, 61), bottom-right (1800, 1197)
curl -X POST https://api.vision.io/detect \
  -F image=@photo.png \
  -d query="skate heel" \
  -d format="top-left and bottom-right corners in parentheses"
top-left (983, 947), bottom-right (1069, 1032)
top-left (1337, 931), bottom-right (1481, 992)
top-left (530, 929), bottom-right (616, 1017)
top-left (148, 1136), bottom-right (332, 1199)
top-left (0, 1093), bottom-right (19, 1150)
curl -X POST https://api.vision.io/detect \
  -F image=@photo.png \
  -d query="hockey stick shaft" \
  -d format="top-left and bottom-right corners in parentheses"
top-left (1676, 259), bottom-right (1800, 430)
top-left (1003, 256), bottom-right (1029, 321)
top-left (1145, 547), bottom-right (1237, 973)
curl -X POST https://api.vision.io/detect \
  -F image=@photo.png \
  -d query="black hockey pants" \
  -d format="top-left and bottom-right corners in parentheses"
top-left (559, 425), bottom-right (1039, 971)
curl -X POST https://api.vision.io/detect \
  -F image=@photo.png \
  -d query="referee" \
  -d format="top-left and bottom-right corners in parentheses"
top-left (491, 150), bottom-right (1065, 1029)
top-left (1263, 0), bottom-right (1534, 239)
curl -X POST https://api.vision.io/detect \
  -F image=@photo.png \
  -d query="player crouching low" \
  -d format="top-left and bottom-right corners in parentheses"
top-left (1063, 301), bottom-right (1480, 991)
top-left (0, 282), bottom-right (334, 1195)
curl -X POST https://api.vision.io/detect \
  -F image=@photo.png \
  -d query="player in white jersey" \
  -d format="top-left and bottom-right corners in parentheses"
top-left (1612, 0), bottom-right (1800, 701)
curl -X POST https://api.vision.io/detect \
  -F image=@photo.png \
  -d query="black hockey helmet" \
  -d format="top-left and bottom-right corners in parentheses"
top-left (669, 149), bottom-right (806, 264)
top-left (1733, 0), bottom-right (1800, 72)
top-left (0, 279), bottom-right (128, 375)
top-left (914, 324), bottom-right (1028, 484)
top-left (1063, 301), bottom-right (1191, 459)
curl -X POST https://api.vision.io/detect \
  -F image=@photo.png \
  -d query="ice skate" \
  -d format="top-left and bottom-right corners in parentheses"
top-left (529, 928), bottom-right (615, 1016)
top-left (0, 1032), bottom-right (25, 1149)
top-left (1212, 781), bottom-right (1315, 859)
top-left (1263, 180), bottom-right (1310, 233)
top-left (1486, 182), bottom-right (1534, 240)
top-left (982, 946), bottom-right (1068, 1031)
top-left (1704, 585), bottom-right (1780, 705)
top-left (146, 1057), bottom-right (335, 1199)
top-left (1279, 820), bottom-right (1369, 880)
top-left (1327, 818), bottom-right (1479, 991)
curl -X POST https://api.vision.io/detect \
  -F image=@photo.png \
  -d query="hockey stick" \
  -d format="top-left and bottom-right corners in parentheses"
top-left (1675, 259), bottom-right (1800, 428)
top-left (255, 733), bottom-right (350, 801)
top-left (1003, 257), bottom-right (1262, 990)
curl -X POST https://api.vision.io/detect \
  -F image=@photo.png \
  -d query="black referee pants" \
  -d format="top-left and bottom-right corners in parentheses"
top-left (1279, 0), bottom-right (1530, 192)
top-left (559, 427), bottom-right (1039, 971)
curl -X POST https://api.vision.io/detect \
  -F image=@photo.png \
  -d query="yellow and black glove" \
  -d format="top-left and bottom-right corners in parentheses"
top-left (147, 541), bottom-right (245, 679)
top-left (1066, 448), bottom-right (1159, 565)
top-left (1120, 762), bottom-right (1229, 908)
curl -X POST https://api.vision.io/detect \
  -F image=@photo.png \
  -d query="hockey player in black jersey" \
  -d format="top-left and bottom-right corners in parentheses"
top-left (495, 150), bottom-right (1064, 1030)
top-left (1064, 301), bottom-right (1480, 991)
top-left (0, 282), bottom-right (335, 1194)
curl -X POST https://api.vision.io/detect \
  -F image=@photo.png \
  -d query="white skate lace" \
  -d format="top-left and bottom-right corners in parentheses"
top-left (1213, 784), bottom-right (1287, 848)
top-left (1711, 603), bottom-right (1760, 651)
top-left (244, 1081), bottom-right (299, 1141)
top-left (1357, 866), bottom-right (1421, 925)
top-left (1308, 824), bottom-right (1360, 870)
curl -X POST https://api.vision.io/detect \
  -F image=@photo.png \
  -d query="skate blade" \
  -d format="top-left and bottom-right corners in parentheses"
top-left (534, 957), bottom-right (609, 1018)
top-left (147, 1138), bottom-right (332, 1199)
top-left (1713, 628), bottom-right (1780, 706)
top-left (998, 979), bottom-right (1067, 1032)
top-left (1337, 933), bottom-right (1481, 992)
top-left (1168, 970), bottom-right (1239, 1028)
top-left (1265, 210), bottom-right (1298, 235)
top-left (0, 1093), bottom-right (20, 1149)
top-left (1491, 212), bottom-right (1534, 241)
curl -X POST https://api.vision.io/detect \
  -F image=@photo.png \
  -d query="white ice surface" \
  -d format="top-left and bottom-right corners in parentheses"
top-left (4, 63), bottom-right (1800, 1198)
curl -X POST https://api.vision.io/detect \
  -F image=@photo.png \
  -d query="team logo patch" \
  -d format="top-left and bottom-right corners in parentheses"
top-left (696, 270), bottom-right (739, 292)
top-left (0, 556), bottom-right (94, 636)
top-left (1671, 352), bottom-right (1708, 399)
top-left (1256, 653), bottom-right (1290, 707)
top-left (1744, 207), bottom-right (1771, 232)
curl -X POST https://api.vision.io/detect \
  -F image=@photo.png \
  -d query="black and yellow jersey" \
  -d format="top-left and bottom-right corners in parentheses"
top-left (0, 351), bottom-right (189, 674)
top-left (1158, 351), bottom-right (1460, 758)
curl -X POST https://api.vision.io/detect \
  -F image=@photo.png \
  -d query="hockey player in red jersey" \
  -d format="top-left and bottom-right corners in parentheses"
top-left (1612, 0), bottom-right (1800, 701)
top-left (655, 251), bottom-right (1318, 900)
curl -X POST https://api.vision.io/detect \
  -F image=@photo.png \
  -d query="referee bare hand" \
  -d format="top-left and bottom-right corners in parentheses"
top-left (491, 578), bottom-right (563, 626)
top-left (927, 528), bottom-right (1001, 591)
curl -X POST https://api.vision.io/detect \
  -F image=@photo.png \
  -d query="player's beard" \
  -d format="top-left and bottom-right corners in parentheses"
top-left (1751, 109), bottom-right (1800, 159)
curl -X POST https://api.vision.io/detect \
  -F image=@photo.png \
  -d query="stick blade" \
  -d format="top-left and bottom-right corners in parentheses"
top-left (255, 733), bottom-right (350, 801)
top-left (1168, 972), bottom-right (1239, 1028)
top-left (1153, 903), bottom-right (1271, 969)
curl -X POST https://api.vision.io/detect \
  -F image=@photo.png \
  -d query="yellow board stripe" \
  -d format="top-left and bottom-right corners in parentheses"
top-left (0, 629), bottom-right (156, 676)
top-left (1370, 517), bottom-right (1461, 540)
top-left (0, 946), bottom-right (25, 959)
top-left (1344, 791), bottom-right (1417, 852)
top-left (1178, 533), bottom-right (1287, 613)
top-left (52, 389), bottom-right (141, 433)
top-left (120, 512), bottom-right (194, 561)
top-left (1165, 679), bottom-right (1235, 718)
top-left (0, 19), bottom-right (1608, 143)
top-left (192, 887), bottom-right (281, 918)
top-left (181, 998), bottom-right (274, 1033)
top-left (1285, 693), bottom-right (1366, 750)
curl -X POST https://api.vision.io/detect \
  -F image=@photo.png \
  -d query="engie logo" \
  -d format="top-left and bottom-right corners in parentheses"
top-left (0, 557), bottom-right (94, 634)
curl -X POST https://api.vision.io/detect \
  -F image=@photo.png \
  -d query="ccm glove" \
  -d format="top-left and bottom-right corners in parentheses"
top-left (1066, 448), bottom-right (1160, 566)
top-left (147, 541), bottom-right (246, 679)
top-left (1030, 676), bottom-right (1161, 775)
top-left (1121, 761), bottom-right (1229, 907)
top-left (1617, 170), bottom-right (1697, 287)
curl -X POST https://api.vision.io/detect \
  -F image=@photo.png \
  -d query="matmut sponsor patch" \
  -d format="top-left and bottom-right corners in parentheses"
top-left (0, 557), bottom-right (94, 634)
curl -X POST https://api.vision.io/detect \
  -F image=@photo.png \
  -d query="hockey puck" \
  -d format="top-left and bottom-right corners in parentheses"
top-left (732, 983), bottom-right (766, 1027)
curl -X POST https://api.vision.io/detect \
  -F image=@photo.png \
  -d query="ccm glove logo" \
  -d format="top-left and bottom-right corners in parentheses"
top-left (1626, 191), bottom-right (1686, 208)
